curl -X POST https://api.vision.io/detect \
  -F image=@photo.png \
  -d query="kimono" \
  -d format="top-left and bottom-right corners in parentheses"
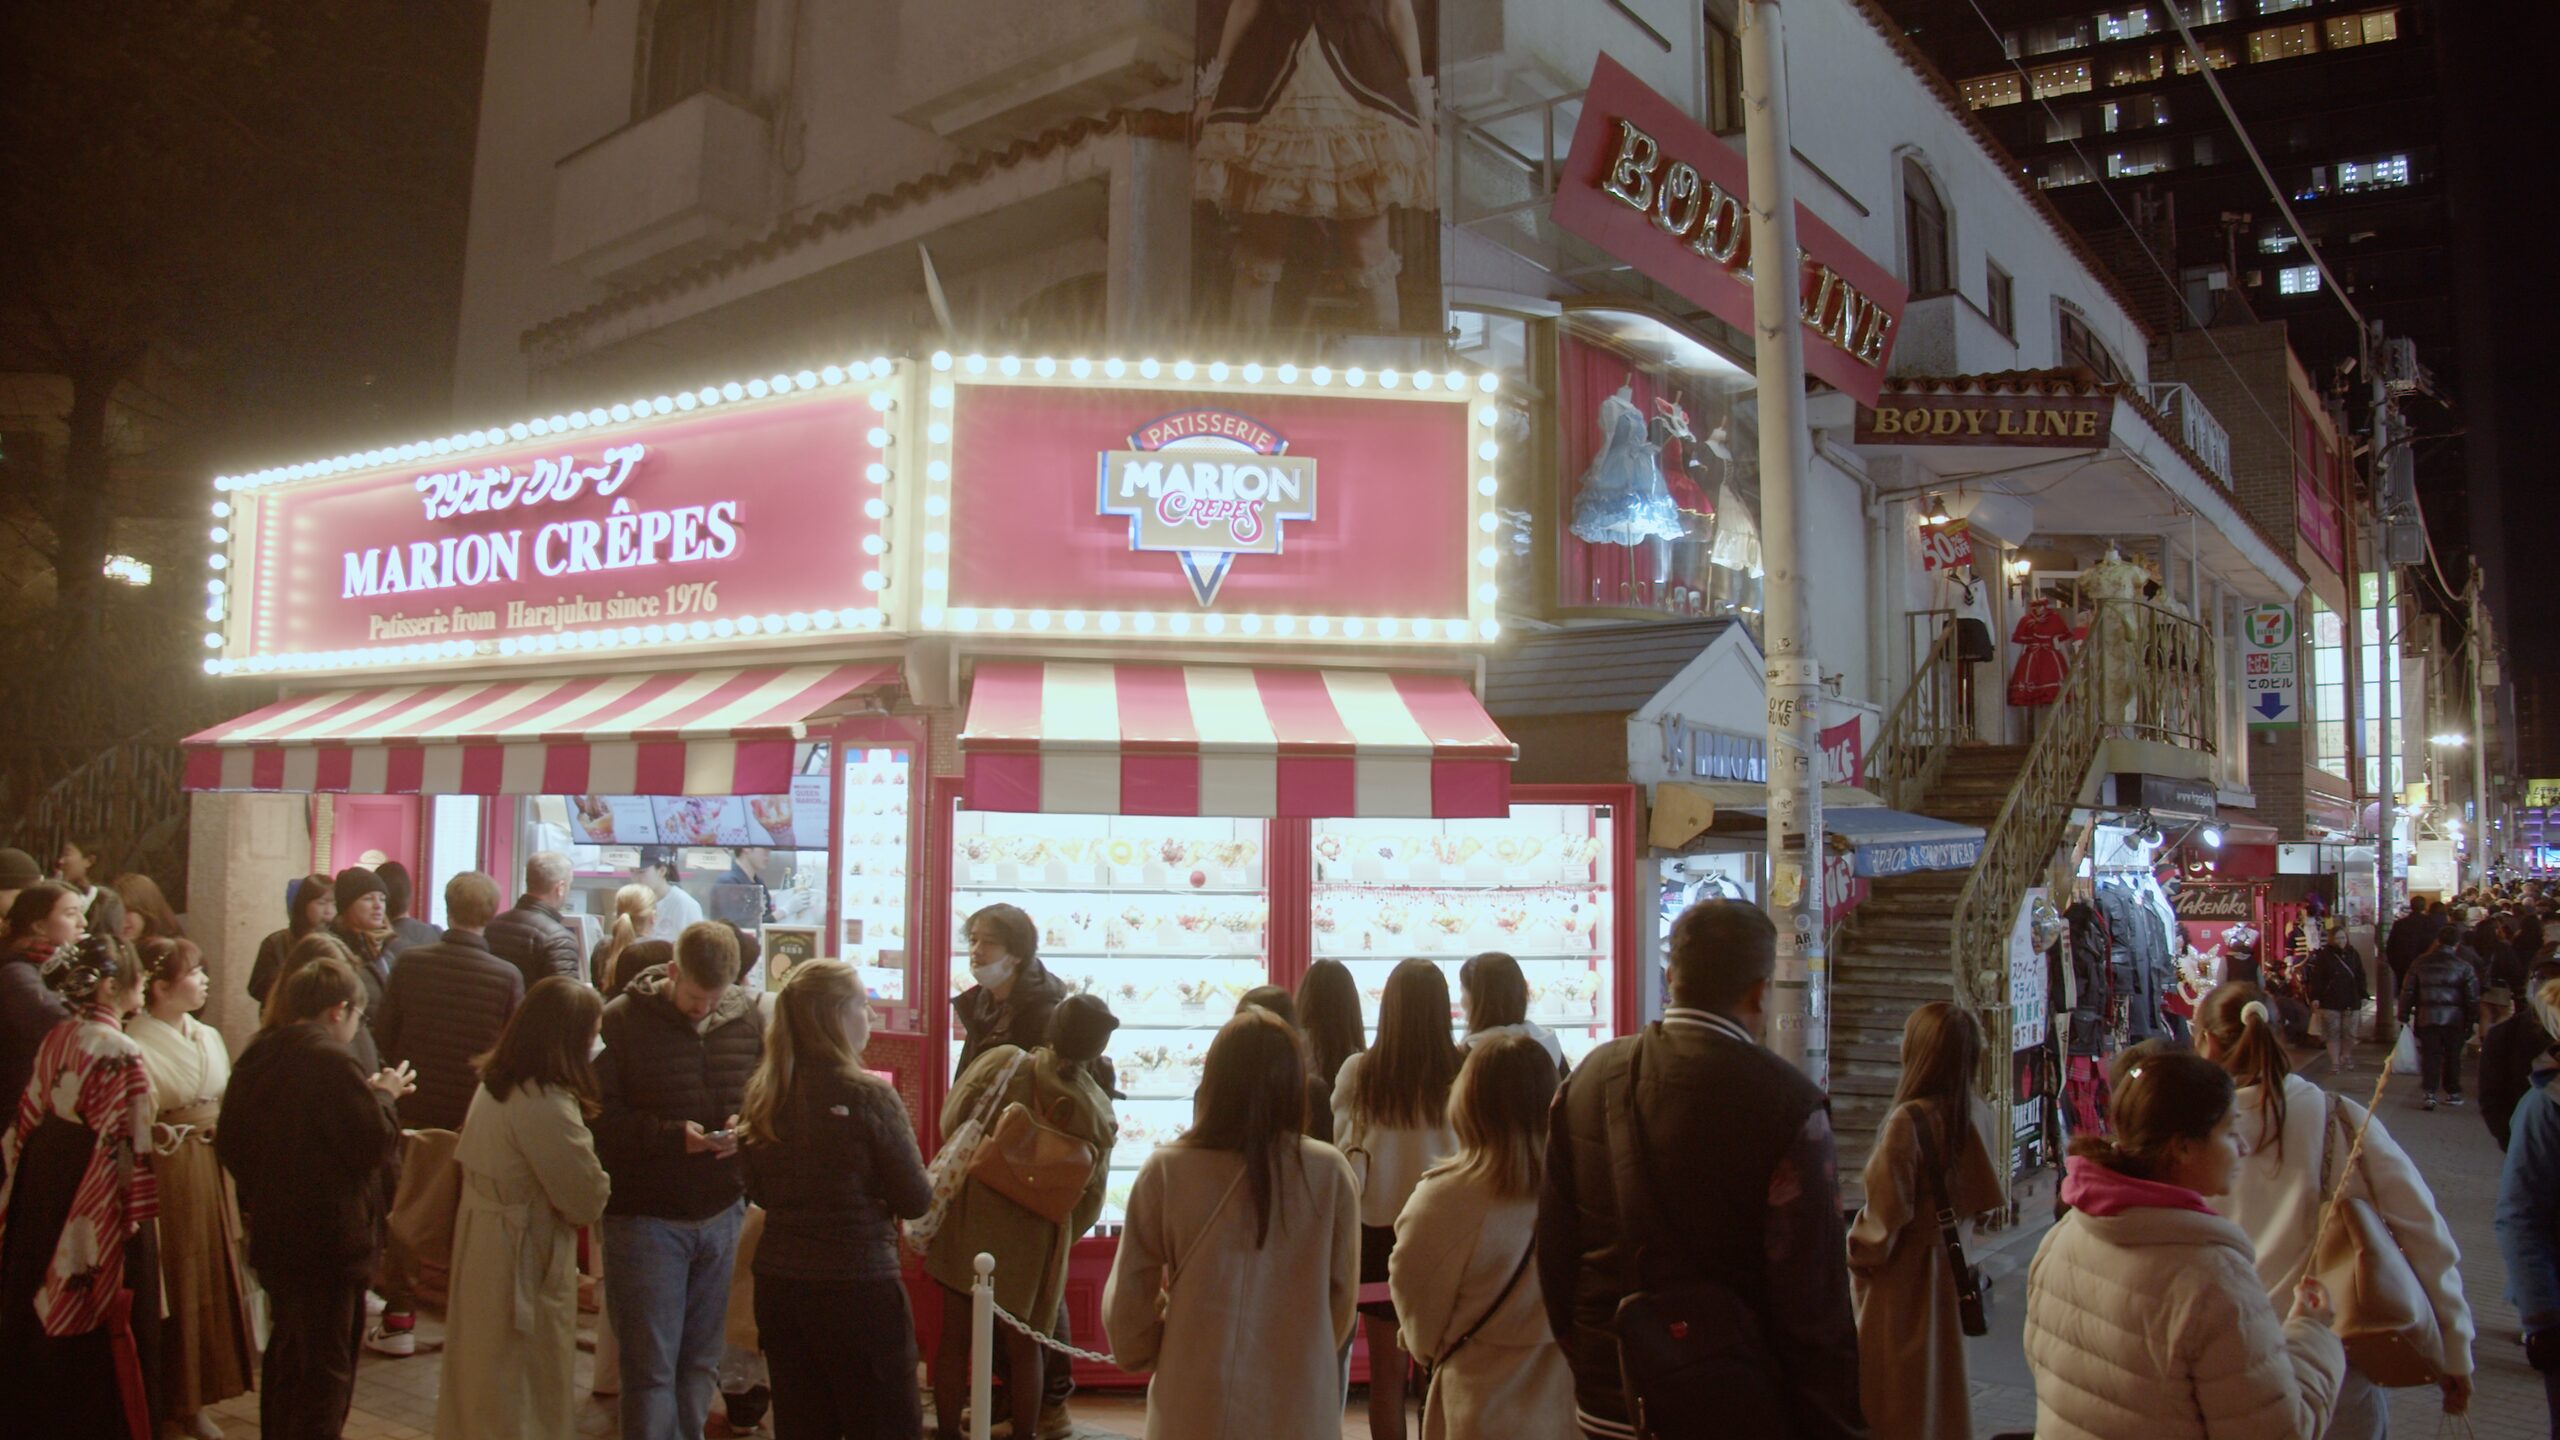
top-left (129, 1010), bottom-right (255, 1414)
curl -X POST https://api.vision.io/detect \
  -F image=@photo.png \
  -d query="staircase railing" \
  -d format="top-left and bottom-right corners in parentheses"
top-left (1866, 622), bottom-right (1965, 812)
top-left (3, 733), bottom-right (192, 887)
top-left (1943, 599), bottom-right (2217, 1198)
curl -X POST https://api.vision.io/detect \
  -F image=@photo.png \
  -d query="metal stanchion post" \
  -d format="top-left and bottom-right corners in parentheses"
top-left (971, 1252), bottom-right (995, 1440)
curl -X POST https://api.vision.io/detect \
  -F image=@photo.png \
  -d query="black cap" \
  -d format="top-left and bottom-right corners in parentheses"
top-left (638, 845), bottom-right (680, 879)
top-left (1048, 992), bottom-right (1120, 1063)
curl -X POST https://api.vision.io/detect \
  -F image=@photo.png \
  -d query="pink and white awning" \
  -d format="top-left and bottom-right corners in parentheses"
top-left (183, 662), bottom-right (894, 796)
top-left (960, 661), bottom-right (1516, 818)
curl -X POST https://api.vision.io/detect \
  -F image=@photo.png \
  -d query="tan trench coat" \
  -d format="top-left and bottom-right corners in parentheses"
top-left (1847, 1097), bottom-right (2002, 1440)
top-left (434, 1082), bottom-right (612, 1440)
top-left (922, 1044), bottom-right (1115, 1322)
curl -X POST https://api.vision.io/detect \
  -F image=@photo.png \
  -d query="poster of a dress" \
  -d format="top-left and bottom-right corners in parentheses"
top-left (1192, 0), bottom-right (1441, 334)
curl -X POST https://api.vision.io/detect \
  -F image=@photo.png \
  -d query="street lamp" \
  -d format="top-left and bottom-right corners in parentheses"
top-left (2430, 733), bottom-right (2468, 746)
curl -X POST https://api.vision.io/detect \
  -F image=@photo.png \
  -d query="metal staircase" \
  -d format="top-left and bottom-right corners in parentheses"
top-left (1834, 599), bottom-right (2217, 1205)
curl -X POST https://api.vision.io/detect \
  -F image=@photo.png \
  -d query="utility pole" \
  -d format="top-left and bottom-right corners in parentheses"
top-left (2470, 562), bottom-right (2491, 886)
top-left (1740, 0), bottom-right (1826, 1083)
top-left (2369, 330), bottom-right (2400, 1042)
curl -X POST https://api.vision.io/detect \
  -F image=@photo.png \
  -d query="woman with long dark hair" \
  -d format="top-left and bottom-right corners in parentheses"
top-left (247, 871), bottom-right (336, 1004)
top-left (1847, 1001), bottom-right (2001, 1440)
top-left (1332, 958), bottom-right (1461, 1440)
top-left (112, 873), bottom-right (185, 945)
top-left (738, 961), bottom-right (930, 1440)
top-left (130, 938), bottom-right (253, 1437)
top-left (2024, 1043), bottom-right (2344, 1439)
top-left (1295, 958), bottom-right (1367, 1099)
top-left (1387, 1034), bottom-right (1574, 1439)
top-left (436, 977), bottom-right (613, 1440)
top-left (2194, 982), bottom-right (2472, 1436)
top-left (1457, 952), bottom-right (1564, 1074)
top-left (1104, 1009), bottom-right (1359, 1439)
top-left (1239, 984), bottom-right (1333, 1142)
top-left (0, 932), bottom-right (160, 1438)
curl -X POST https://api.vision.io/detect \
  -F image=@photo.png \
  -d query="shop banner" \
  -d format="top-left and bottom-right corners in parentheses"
top-left (2296, 467), bottom-right (2345, 575)
top-left (1919, 522), bottom-right (1974, 573)
top-left (1552, 55), bottom-right (1907, 405)
top-left (937, 376), bottom-right (1478, 625)
top-left (2173, 883), bottom-right (2255, 922)
top-left (1856, 392), bottom-right (2114, 447)
top-left (2240, 602), bottom-right (2300, 729)
top-left (228, 390), bottom-right (889, 667)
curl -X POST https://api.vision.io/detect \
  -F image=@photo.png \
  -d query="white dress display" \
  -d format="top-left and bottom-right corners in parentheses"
top-left (1568, 385), bottom-right (1686, 548)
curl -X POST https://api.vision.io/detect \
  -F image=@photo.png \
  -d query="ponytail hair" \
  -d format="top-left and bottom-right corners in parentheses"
top-left (2196, 981), bottom-right (2294, 1162)
top-left (2066, 1041), bottom-right (2234, 1182)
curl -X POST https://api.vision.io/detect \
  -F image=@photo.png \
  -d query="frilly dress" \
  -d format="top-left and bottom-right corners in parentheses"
top-left (1196, 3), bottom-right (1433, 221)
top-left (1569, 388), bottom-right (1686, 546)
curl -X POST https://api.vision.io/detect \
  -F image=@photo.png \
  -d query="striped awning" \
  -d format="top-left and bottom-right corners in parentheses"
top-left (183, 662), bottom-right (894, 796)
top-left (960, 661), bottom-right (1516, 818)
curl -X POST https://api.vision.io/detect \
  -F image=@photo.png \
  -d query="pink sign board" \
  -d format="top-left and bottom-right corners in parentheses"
top-left (1552, 55), bottom-right (1908, 406)
top-left (943, 381), bottom-right (1473, 619)
top-left (233, 391), bottom-right (885, 663)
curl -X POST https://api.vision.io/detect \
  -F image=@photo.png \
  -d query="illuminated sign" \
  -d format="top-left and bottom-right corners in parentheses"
top-left (1856, 392), bottom-right (2116, 446)
top-left (1099, 409), bottom-right (1319, 604)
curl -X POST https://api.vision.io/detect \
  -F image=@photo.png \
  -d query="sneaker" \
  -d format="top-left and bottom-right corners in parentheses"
top-left (176, 1412), bottom-right (224, 1440)
top-left (1037, 1402), bottom-right (1075, 1440)
top-left (364, 1322), bottom-right (417, 1357)
top-left (365, 1290), bottom-right (387, 1318)
top-left (2422, 1094), bottom-right (2437, 1111)
top-left (724, 1384), bottom-right (771, 1432)
top-left (2449, 1093), bottom-right (2466, 1107)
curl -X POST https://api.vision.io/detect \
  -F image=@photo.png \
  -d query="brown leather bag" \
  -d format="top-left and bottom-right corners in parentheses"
top-left (968, 1092), bottom-right (1098, 1224)
top-left (2314, 1093), bottom-right (2444, 1387)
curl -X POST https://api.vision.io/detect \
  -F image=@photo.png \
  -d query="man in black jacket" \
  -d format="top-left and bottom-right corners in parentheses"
top-left (218, 953), bottom-right (411, 1440)
top-left (1538, 900), bottom-right (1865, 1440)
top-left (371, 870), bottom-right (524, 1354)
top-left (2402, 928), bottom-right (2485, 1110)
top-left (487, 850), bottom-right (584, 991)
top-left (2485, 961), bottom-right (2560, 1150)
top-left (595, 922), bottom-right (765, 1440)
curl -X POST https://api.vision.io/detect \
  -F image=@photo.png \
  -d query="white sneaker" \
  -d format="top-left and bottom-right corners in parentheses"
top-left (365, 1290), bottom-right (387, 1318)
top-left (364, 1323), bottom-right (417, 1357)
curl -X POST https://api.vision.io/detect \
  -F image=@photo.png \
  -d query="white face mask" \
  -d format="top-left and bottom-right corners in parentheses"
top-left (970, 957), bottom-right (1019, 991)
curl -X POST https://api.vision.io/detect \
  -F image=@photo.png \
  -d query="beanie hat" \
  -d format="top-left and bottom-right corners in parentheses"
top-left (0, 848), bottom-right (39, 890)
top-left (1047, 992), bottom-right (1122, 1064)
top-left (334, 866), bottom-right (388, 911)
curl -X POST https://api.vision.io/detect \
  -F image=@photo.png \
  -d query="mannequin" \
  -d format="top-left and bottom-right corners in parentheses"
top-left (1945, 563), bottom-right (1994, 731)
top-left (2081, 544), bottom-right (2148, 723)
top-left (1568, 380), bottom-right (1685, 602)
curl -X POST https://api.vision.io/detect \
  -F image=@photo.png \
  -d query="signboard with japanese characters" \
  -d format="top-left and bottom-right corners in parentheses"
top-left (2240, 602), bottom-right (2300, 730)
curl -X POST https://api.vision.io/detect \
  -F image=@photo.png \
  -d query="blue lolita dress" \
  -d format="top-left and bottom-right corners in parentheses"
top-left (1569, 387), bottom-right (1686, 547)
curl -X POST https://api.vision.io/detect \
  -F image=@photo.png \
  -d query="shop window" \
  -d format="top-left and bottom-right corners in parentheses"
top-left (1705, 15), bottom-right (1745, 135)
top-left (640, 0), bottom-right (756, 118)
top-left (2030, 59), bottom-right (2094, 97)
top-left (2058, 303), bottom-right (2128, 384)
top-left (2278, 264), bottom-right (2321, 295)
top-left (1962, 72), bottom-right (2026, 109)
top-left (1903, 159), bottom-right (1952, 298)
top-left (1987, 261), bottom-right (2016, 338)
top-left (2311, 598), bottom-right (2349, 780)
top-left (2247, 22), bottom-right (2318, 63)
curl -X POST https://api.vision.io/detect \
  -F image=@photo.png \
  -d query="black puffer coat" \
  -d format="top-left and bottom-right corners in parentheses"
top-left (487, 896), bottom-right (584, 991)
top-left (376, 929), bottom-right (525, 1131)
top-left (742, 1067), bottom-right (931, 1284)
top-left (2304, 943), bottom-right (2369, 1013)
top-left (2400, 949), bottom-right (2482, 1031)
top-left (594, 962), bottom-right (764, 1222)
top-left (217, 1021), bottom-right (402, 1284)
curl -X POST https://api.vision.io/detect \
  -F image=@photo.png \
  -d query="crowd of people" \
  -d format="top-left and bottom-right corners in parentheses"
top-left (0, 829), bottom-right (2552, 1439)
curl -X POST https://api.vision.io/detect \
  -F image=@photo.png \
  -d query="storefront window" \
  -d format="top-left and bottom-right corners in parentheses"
top-left (2358, 571), bottom-right (2402, 797)
top-left (1554, 310), bottom-right (1763, 626)
top-left (424, 796), bottom-right (482, 925)
top-left (2309, 597), bottom-right (2348, 779)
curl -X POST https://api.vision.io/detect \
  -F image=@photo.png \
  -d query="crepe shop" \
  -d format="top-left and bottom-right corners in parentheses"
top-left (183, 347), bottom-right (1636, 1387)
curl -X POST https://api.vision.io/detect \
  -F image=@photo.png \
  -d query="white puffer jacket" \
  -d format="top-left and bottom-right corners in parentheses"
top-left (2026, 1198), bottom-right (2344, 1440)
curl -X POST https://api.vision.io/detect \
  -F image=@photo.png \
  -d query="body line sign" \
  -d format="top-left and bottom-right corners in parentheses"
top-left (1551, 54), bottom-right (1909, 406)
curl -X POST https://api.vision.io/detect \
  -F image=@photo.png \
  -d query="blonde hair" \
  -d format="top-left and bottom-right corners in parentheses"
top-left (739, 960), bottom-right (873, 1148)
top-left (1425, 1034), bottom-right (1558, 1199)
top-left (2532, 975), bottom-right (2560, 1039)
top-left (263, 932), bottom-right (360, 1029)
top-left (591, 883), bottom-right (657, 988)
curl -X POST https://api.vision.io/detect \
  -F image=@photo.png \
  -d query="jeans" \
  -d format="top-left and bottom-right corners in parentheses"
top-left (261, 1274), bottom-right (365, 1440)
top-left (604, 1202), bottom-right (746, 1440)
top-left (2320, 1363), bottom-right (2386, 1440)
top-left (2325, 1008), bottom-right (2359, 1070)
top-left (756, 1272), bottom-right (921, 1440)
top-left (2416, 1023), bottom-right (2467, 1097)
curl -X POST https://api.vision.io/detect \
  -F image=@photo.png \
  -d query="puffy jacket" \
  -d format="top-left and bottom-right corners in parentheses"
top-left (953, 957), bottom-right (1117, 1097)
top-left (376, 929), bottom-right (525, 1131)
top-left (487, 896), bottom-right (584, 992)
top-left (0, 946), bottom-right (70, 1123)
top-left (743, 1066), bottom-right (931, 1284)
top-left (217, 1020), bottom-right (402, 1284)
top-left (2302, 944), bottom-right (2368, 1013)
top-left (592, 962), bottom-right (764, 1222)
top-left (2496, 1069), bottom-right (2560, 1337)
top-left (2026, 1163), bottom-right (2343, 1440)
top-left (2399, 951), bottom-right (2481, 1030)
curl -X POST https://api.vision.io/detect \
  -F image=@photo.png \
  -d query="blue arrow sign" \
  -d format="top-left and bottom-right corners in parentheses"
top-left (2253, 692), bottom-right (2292, 720)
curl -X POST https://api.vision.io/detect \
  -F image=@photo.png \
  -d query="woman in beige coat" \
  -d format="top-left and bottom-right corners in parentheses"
top-left (2024, 1043), bottom-right (2345, 1440)
top-left (1848, 1002), bottom-right (2002, 1440)
top-left (436, 978), bottom-right (614, 1440)
top-left (1388, 1035), bottom-right (1574, 1440)
top-left (1105, 1009), bottom-right (1361, 1440)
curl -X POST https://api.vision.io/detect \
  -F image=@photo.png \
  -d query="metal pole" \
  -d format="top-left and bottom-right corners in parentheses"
top-left (1739, 0), bottom-right (1826, 1082)
top-left (970, 1252), bottom-right (995, 1440)
top-left (2469, 564), bottom-right (2490, 888)
top-left (2369, 344), bottom-right (2399, 1041)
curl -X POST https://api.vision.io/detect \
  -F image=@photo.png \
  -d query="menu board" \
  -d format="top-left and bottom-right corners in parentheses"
top-left (652, 796), bottom-right (752, 846)
top-left (568, 795), bottom-right (660, 846)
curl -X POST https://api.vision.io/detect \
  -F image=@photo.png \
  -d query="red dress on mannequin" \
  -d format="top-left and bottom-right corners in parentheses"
top-left (2007, 596), bottom-right (2075, 706)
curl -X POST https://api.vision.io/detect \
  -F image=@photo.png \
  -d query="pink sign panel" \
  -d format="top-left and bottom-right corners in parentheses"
top-left (1552, 55), bottom-right (1908, 406)
top-left (944, 381), bottom-right (1472, 618)
top-left (236, 392), bottom-right (884, 661)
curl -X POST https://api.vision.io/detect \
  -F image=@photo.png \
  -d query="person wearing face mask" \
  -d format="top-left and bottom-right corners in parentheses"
top-left (217, 954), bottom-right (414, 1439)
top-left (2024, 1042), bottom-right (2345, 1440)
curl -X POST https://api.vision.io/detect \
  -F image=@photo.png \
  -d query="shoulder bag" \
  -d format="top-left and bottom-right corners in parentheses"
top-left (969, 1072), bottom-right (1100, 1224)
top-left (904, 1047), bottom-right (1030, 1252)
top-left (2315, 1090), bottom-right (2445, 1387)
top-left (1605, 1030), bottom-right (1791, 1440)
top-left (1907, 1103), bottom-right (1989, 1337)
top-left (1158, 1163), bottom-right (1247, 1320)
top-left (1414, 1237), bottom-right (1536, 1420)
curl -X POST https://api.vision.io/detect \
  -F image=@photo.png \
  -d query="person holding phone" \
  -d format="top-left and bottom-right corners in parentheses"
top-left (593, 922), bottom-right (766, 1440)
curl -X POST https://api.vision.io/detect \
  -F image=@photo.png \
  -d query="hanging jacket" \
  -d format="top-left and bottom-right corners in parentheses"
top-left (2064, 902), bottom-right (2110, 1057)
top-left (2095, 884), bottom-right (2165, 1042)
top-left (2399, 950), bottom-right (2482, 1031)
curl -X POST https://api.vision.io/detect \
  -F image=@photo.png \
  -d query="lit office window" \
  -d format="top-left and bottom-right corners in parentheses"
top-left (2173, 0), bottom-right (2231, 20)
top-left (2031, 60), bottom-right (2094, 97)
top-left (1962, 72), bottom-right (2026, 108)
top-left (2277, 265), bottom-right (2321, 295)
top-left (2248, 22), bottom-right (2318, 62)
top-left (2174, 41), bottom-right (2237, 72)
top-left (2258, 0), bottom-right (2313, 13)
top-left (2259, 230), bottom-right (2300, 254)
top-left (2098, 8), bottom-right (2159, 41)
top-left (2110, 49), bottom-right (2166, 85)
top-left (2336, 154), bottom-right (2410, 191)
top-left (2025, 18), bottom-right (2095, 54)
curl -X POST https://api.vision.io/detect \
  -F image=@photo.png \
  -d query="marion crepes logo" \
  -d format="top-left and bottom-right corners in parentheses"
top-left (1097, 409), bottom-right (1319, 605)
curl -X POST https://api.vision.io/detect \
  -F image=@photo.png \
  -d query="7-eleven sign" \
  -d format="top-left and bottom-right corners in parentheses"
top-left (2241, 602), bottom-right (2298, 729)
